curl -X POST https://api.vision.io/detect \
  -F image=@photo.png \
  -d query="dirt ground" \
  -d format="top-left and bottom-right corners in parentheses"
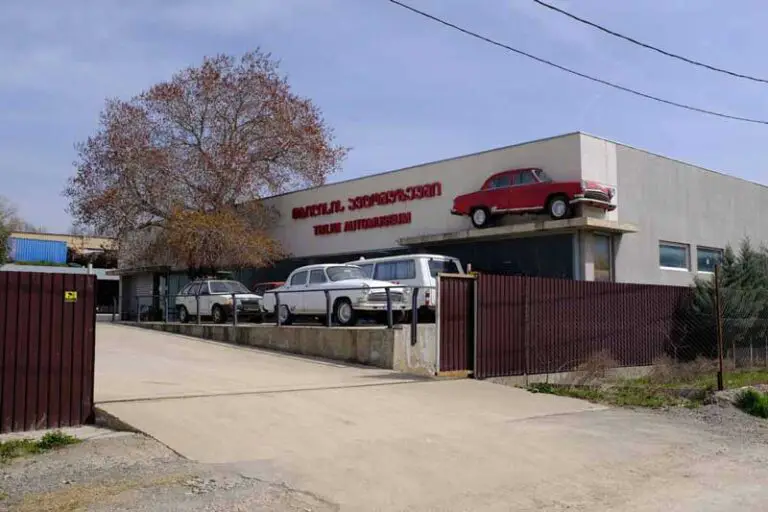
top-left (0, 433), bottom-right (335, 512)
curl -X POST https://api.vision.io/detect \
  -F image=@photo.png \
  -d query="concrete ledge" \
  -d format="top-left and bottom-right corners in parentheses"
top-left (398, 217), bottom-right (638, 246)
top-left (122, 322), bottom-right (438, 376)
top-left (487, 365), bottom-right (653, 386)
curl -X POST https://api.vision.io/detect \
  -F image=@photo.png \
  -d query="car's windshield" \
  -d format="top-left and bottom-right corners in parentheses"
top-left (535, 169), bottom-right (552, 182)
top-left (428, 259), bottom-right (460, 277)
top-left (326, 266), bottom-right (366, 281)
top-left (209, 281), bottom-right (250, 294)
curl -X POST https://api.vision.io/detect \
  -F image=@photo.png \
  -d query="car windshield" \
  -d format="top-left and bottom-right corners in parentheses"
top-left (428, 259), bottom-right (460, 277)
top-left (209, 281), bottom-right (250, 294)
top-left (535, 169), bottom-right (552, 182)
top-left (326, 266), bottom-right (366, 282)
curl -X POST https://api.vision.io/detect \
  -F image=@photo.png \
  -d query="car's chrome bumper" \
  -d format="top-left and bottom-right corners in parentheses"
top-left (355, 301), bottom-right (411, 312)
top-left (571, 196), bottom-right (617, 211)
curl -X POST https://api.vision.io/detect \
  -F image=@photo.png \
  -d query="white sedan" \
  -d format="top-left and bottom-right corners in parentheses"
top-left (261, 264), bottom-right (410, 326)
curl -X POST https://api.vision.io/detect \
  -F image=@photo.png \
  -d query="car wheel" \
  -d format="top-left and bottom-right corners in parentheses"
top-left (333, 298), bottom-right (357, 327)
top-left (470, 207), bottom-right (491, 229)
top-left (547, 195), bottom-right (571, 220)
top-left (177, 306), bottom-right (189, 324)
top-left (277, 304), bottom-right (293, 326)
top-left (212, 304), bottom-right (227, 324)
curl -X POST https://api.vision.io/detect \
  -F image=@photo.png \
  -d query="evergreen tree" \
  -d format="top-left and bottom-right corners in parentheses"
top-left (682, 238), bottom-right (768, 361)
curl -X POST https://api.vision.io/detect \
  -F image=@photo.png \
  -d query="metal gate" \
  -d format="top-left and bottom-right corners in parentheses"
top-left (0, 272), bottom-right (96, 433)
top-left (437, 274), bottom-right (475, 373)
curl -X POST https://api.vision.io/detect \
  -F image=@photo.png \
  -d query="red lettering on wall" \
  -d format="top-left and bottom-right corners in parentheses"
top-left (292, 200), bottom-right (345, 220)
top-left (314, 212), bottom-right (412, 236)
top-left (293, 182), bottom-right (441, 220)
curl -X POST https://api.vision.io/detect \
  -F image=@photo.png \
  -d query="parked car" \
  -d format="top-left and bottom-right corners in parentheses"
top-left (252, 281), bottom-right (285, 297)
top-left (451, 167), bottom-right (616, 228)
top-left (260, 264), bottom-right (410, 326)
top-left (345, 254), bottom-right (464, 321)
top-left (175, 279), bottom-right (263, 324)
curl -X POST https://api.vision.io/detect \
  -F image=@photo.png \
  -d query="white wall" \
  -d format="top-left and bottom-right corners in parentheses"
top-left (614, 145), bottom-right (768, 286)
top-left (579, 135), bottom-right (618, 221)
top-left (264, 133), bottom-right (586, 258)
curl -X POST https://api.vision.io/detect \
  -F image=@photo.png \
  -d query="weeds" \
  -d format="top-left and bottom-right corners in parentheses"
top-left (736, 389), bottom-right (768, 418)
top-left (0, 430), bottom-right (80, 463)
top-left (37, 430), bottom-right (80, 451)
top-left (527, 382), bottom-right (703, 409)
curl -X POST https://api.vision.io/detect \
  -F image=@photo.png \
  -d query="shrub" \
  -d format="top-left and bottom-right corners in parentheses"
top-left (735, 389), bottom-right (768, 418)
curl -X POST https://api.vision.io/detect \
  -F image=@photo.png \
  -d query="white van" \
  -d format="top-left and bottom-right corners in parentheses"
top-left (345, 254), bottom-right (464, 319)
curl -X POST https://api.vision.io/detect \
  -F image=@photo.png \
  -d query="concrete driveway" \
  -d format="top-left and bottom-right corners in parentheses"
top-left (96, 324), bottom-right (768, 511)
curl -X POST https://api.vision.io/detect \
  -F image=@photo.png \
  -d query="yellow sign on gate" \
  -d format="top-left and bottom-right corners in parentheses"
top-left (64, 291), bottom-right (78, 302)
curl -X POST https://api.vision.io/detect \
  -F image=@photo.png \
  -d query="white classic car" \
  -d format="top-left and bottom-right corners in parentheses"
top-left (260, 264), bottom-right (410, 326)
top-left (175, 279), bottom-right (263, 324)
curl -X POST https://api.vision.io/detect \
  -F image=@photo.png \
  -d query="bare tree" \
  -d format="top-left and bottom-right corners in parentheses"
top-left (65, 49), bottom-right (346, 270)
top-left (0, 196), bottom-right (45, 233)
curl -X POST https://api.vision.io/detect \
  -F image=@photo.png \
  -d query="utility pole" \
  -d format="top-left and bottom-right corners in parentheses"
top-left (715, 264), bottom-right (724, 391)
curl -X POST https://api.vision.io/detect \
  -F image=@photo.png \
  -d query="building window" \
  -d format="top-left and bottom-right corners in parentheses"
top-left (697, 247), bottom-right (722, 273)
top-left (593, 234), bottom-right (613, 282)
top-left (659, 242), bottom-right (689, 270)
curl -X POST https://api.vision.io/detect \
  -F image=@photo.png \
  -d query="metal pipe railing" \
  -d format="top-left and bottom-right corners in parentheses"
top-left (268, 285), bottom-right (422, 329)
top-left (127, 284), bottom-right (434, 329)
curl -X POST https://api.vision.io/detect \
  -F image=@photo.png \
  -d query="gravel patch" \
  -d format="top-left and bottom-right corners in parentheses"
top-left (649, 400), bottom-right (768, 445)
top-left (0, 432), bottom-right (336, 511)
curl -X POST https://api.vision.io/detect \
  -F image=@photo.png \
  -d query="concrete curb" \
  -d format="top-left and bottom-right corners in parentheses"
top-left (94, 407), bottom-right (143, 433)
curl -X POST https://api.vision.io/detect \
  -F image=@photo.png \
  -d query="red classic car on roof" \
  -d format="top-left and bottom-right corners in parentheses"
top-left (451, 168), bottom-right (616, 228)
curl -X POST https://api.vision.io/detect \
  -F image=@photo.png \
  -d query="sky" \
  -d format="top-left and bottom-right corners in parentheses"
top-left (2, 0), bottom-right (768, 232)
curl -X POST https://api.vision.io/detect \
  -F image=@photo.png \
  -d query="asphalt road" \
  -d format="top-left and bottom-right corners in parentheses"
top-left (96, 324), bottom-right (768, 511)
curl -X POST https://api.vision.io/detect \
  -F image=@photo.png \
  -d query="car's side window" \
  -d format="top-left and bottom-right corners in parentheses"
top-left (489, 174), bottom-right (510, 189)
top-left (518, 170), bottom-right (536, 185)
top-left (198, 282), bottom-right (210, 295)
top-left (357, 264), bottom-right (374, 278)
top-left (309, 269), bottom-right (327, 284)
top-left (185, 283), bottom-right (199, 296)
top-left (290, 271), bottom-right (308, 286)
top-left (374, 260), bottom-right (416, 281)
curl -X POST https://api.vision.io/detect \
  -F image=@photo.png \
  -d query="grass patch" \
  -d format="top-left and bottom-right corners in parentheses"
top-left (524, 355), bottom-right (768, 411)
top-left (638, 357), bottom-right (768, 390)
top-left (527, 382), bottom-right (702, 409)
top-left (0, 430), bottom-right (80, 463)
top-left (18, 473), bottom-right (190, 512)
top-left (735, 389), bottom-right (768, 418)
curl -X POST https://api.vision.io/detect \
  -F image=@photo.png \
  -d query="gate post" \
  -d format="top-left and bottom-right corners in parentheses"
top-left (471, 274), bottom-right (478, 374)
top-left (523, 278), bottom-right (531, 386)
top-left (435, 276), bottom-right (441, 374)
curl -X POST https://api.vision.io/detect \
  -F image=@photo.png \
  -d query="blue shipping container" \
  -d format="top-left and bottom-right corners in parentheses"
top-left (7, 238), bottom-right (68, 264)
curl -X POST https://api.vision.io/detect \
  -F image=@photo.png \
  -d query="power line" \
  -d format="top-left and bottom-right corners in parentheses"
top-left (533, 0), bottom-right (768, 85)
top-left (386, 0), bottom-right (768, 126)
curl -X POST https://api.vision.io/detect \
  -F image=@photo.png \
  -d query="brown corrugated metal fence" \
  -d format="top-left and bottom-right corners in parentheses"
top-left (438, 275), bottom-right (475, 372)
top-left (0, 272), bottom-right (96, 433)
top-left (439, 273), bottom-right (692, 379)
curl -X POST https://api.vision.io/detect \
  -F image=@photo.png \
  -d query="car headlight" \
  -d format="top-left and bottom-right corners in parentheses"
top-left (222, 296), bottom-right (233, 305)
